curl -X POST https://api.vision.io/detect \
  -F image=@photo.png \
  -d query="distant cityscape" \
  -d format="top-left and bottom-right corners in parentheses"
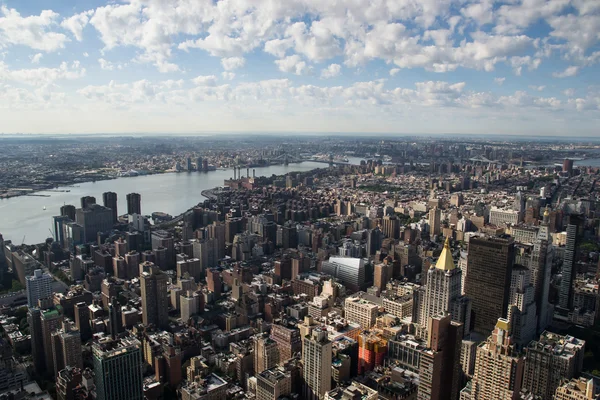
top-left (1, 135), bottom-right (600, 400)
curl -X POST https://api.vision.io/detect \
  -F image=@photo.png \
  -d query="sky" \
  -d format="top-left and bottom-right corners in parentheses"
top-left (0, 0), bottom-right (598, 136)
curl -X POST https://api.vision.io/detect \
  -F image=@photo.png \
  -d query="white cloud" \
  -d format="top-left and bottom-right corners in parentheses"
top-left (221, 57), bottom-right (245, 71)
top-left (222, 72), bottom-right (235, 81)
top-left (0, 61), bottom-right (85, 86)
top-left (60, 11), bottom-right (92, 41)
top-left (563, 88), bottom-right (575, 97)
top-left (0, 6), bottom-right (69, 52)
top-left (390, 68), bottom-right (400, 77)
top-left (528, 85), bottom-right (546, 91)
top-left (98, 58), bottom-right (114, 71)
top-left (30, 53), bottom-right (43, 64)
top-left (509, 56), bottom-right (541, 76)
top-left (275, 55), bottom-right (311, 75)
top-left (494, 77), bottom-right (505, 86)
top-left (83, 52), bottom-right (89, 57)
top-left (191, 75), bottom-right (218, 86)
top-left (553, 66), bottom-right (579, 78)
top-left (321, 64), bottom-right (341, 79)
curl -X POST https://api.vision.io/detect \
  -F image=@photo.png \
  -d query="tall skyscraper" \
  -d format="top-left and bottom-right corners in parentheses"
top-left (93, 336), bottom-right (143, 400)
top-left (522, 331), bottom-right (585, 399)
top-left (28, 307), bottom-right (45, 374)
top-left (0, 233), bottom-right (7, 281)
top-left (382, 215), bottom-right (400, 239)
top-left (26, 269), bottom-right (53, 308)
top-left (102, 192), bottom-right (118, 222)
top-left (461, 318), bottom-right (524, 400)
top-left (419, 238), bottom-right (471, 335)
top-left (74, 302), bottom-right (91, 341)
top-left (41, 306), bottom-right (64, 376)
top-left (417, 314), bottom-right (463, 400)
top-left (253, 334), bottom-right (279, 374)
top-left (429, 207), bottom-right (442, 236)
top-left (465, 236), bottom-right (515, 335)
top-left (563, 158), bottom-right (574, 176)
top-left (373, 261), bottom-right (392, 292)
top-left (206, 268), bottom-right (222, 299)
top-left (302, 327), bottom-right (332, 400)
top-left (60, 205), bottom-right (76, 221)
top-left (507, 265), bottom-right (537, 348)
top-left (126, 193), bottom-right (142, 215)
top-left (270, 323), bottom-right (301, 363)
top-left (366, 227), bottom-right (383, 257)
top-left (559, 219), bottom-right (581, 311)
top-left (75, 204), bottom-right (114, 243)
top-left (52, 322), bottom-right (83, 375)
top-left (80, 196), bottom-right (96, 209)
top-left (140, 265), bottom-right (169, 329)
top-left (531, 219), bottom-right (554, 332)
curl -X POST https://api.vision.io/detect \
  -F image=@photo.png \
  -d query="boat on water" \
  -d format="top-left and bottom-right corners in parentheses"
top-left (43, 206), bottom-right (46, 210)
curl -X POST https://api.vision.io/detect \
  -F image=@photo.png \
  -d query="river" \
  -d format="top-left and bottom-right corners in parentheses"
top-left (0, 161), bottom-right (338, 244)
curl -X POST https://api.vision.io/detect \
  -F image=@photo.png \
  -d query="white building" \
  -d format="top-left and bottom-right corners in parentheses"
top-left (26, 269), bottom-right (53, 308)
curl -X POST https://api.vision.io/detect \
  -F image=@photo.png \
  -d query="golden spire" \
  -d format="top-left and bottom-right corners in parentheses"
top-left (543, 206), bottom-right (550, 217)
top-left (435, 237), bottom-right (456, 271)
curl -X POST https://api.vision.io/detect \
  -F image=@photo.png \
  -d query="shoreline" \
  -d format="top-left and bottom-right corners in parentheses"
top-left (0, 162), bottom-right (296, 201)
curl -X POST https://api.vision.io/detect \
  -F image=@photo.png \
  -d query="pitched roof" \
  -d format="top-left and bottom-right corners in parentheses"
top-left (435, 237), bottom-right (456, 271)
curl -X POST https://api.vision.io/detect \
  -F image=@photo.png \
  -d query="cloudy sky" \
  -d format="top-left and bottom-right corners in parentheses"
top-left (0, 0), bottom-right (599, 135)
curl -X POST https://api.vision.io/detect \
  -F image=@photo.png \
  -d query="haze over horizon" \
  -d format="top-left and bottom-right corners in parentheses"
top-left (0, 0), bottom-right (599, 136)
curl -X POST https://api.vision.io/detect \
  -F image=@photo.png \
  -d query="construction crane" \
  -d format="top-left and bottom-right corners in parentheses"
top-left (48, 229), bottom-right (55, 241)
top-left (21, 236), bottom-right (25, 246)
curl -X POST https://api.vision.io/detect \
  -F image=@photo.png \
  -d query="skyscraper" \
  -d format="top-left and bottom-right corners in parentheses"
top-left (419, 238), bottom-right (471, 335)
top-left (531, 219), bottom-right (554, 332)
top-left (52, 322), bottom-right (83, 375)
top-left (302, 327), bottom-right (332, 400)
top-left (507, 265), bottom-right (537, 348)
top-left (60, 205), bottom-right (76, 221)
top-left (563, 158), bottom-right (574, 176)
top-left (93, 336), bottom-right (143, 400)
top-left (41, 306), bottom-right (64, 376)
top-left (270, 323), bottom-right (301, 363)
top-left (74, 302), bottom-right (91, 341)
top-left (559, 219), bottom-right (581, 311)
top-left (382, 215), bottom-right (400, 239)
top-left (28, 307), bottom-right (45, 374)
top-left (26, 269), bottom-right (53, 308)
top-left (429, 207), bottom-right (442, 236)
top-left (366, 227), bottom-right (383, 257)
top-left (140, 265), bottom-right (169, 329)
top-left (522, 331), bottom-right (585, 399)
top-left (465, 236), bottom-right (515, 335)
top-left (417, 314), bottom-right (463, 400)
top-left (75, 204), bottom-right (114, 243)
top-left (253, 334), bottom-right (279, 374)
top-left (80, 196), bottom-right (96, 209)
top-left (373, 260), bottom-right (392, 292)
top-left (102, 192), bottom-right (118, 222)
top-left (126, 193), bottom-right (142, 215)
top-left (461, 318), bottom-right (524, 400)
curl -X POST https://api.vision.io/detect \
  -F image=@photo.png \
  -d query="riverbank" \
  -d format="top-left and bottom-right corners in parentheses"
top-left (0, 161), bottom-right (329, 244)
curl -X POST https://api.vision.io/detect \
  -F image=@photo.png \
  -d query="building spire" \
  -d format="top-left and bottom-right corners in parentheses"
top-left (435, 237), bottom-right (456, 271)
